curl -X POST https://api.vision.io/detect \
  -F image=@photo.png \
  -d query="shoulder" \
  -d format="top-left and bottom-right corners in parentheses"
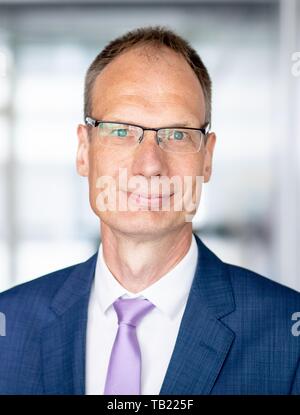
top-left (195, 233), bottom-right (300, 305)
top-left (0, 263), bottom-right (75, 304)
top-left (224, 262), bottom-right (300, 316)
top-left (226, 262), bottom-right (300, 297)
top-left (0, 255), bottom-right (96, 327)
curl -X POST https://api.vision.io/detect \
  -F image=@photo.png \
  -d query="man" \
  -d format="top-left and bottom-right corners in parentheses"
top-left (0, 26), bottom-right (300, 395)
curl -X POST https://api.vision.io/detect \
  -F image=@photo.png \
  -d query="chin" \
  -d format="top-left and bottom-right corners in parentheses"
top-left (100, 210), bottom-right (186, 237)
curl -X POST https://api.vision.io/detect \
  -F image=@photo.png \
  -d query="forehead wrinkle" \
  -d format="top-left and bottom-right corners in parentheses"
top-left (96, 90), bottom-right (200, 112)
top-left (99, 92), bottom-right (192, 107)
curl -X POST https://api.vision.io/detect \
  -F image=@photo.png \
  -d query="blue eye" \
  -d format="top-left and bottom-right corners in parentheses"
top-left (173, 130), bottom-right (184, 140)
top-left (112, 129), bottom-right (128, 137)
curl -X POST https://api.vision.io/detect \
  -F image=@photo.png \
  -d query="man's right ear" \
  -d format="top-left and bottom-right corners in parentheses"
top-left (76, 124), bottom-right (90, 177)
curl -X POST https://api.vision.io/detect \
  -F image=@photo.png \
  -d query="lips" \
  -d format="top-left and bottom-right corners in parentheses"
top-left (135, 193), bottom-right (172, 199)
top-left (126, 191), bottom-right (174, 208)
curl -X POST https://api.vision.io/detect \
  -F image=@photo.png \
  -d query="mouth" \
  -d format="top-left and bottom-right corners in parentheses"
top-left (126, 191), bottom-right (174, 208)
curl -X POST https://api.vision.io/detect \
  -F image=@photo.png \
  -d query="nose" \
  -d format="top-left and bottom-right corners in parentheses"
top-left (131, 130), bottom-right (167, 178)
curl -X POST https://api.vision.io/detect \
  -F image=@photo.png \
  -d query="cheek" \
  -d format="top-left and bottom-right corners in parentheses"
top-left (168, 154), bottom-right (203, 178)
top-left (88, 150), bottom-right (111, 198)
top-left (88, 147), bottom-right (131, 192)
top-left (89, 147), bottom-right (114, 177)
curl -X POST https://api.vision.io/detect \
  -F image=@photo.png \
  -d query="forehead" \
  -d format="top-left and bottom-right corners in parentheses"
top-left (91, 45), bottom-right (205, 123)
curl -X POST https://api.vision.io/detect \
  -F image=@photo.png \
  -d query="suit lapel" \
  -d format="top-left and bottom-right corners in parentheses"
top-left (159, 234), bottom-right (236, 394)
top-left (41, 252), bottom-right (98, 394)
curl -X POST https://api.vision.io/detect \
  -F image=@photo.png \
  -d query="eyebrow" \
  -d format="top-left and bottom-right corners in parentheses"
top-left (165, 122), bottom-right (191, 128)
top-left (102, 119), bottom-right (194, 129)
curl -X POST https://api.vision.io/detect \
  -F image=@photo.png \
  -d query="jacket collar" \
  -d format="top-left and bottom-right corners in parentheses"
top-left (192, 234), bottom-right (235, 319)
top-left (159, 234), bottom-right (236, 394)
top-left (50, 252), bottom-right (98, 316)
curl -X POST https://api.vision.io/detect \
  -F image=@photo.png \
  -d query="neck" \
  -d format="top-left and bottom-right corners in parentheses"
top-left (100, 222), bottom-right (193, 293)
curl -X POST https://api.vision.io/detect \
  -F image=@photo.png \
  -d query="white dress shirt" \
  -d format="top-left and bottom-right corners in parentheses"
top-left (85, 234), bottom-right (198, 395)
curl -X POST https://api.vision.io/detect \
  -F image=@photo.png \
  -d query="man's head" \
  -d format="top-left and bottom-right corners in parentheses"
top-left (77, 26), bottom-right (216, 239)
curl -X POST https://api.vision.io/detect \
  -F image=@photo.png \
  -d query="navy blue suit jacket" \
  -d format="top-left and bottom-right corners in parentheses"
top-left (0, 234), bottom-right (300, 394)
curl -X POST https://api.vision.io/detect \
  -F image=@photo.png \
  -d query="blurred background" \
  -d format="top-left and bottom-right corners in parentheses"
top-left (0, 0), bottom-right (299, 292)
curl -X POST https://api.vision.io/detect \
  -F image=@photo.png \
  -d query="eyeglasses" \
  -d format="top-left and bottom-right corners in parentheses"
top-left (85, 116), bottom-right (210, 154)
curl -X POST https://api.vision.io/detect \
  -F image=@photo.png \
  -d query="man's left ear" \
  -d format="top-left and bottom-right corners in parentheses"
top-left (203, 132), bottom-right (216, 183)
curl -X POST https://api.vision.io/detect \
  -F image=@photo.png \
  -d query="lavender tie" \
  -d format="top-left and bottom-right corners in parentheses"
top-left (104, 297), bottom-right (155, 395)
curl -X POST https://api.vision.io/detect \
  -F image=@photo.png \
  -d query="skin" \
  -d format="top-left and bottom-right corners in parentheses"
top-left (76, 44), bottom-right (216, 293)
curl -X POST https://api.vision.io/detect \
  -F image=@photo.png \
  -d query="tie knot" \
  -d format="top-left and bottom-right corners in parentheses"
top-left (113, 297), bottom-right (155, 327)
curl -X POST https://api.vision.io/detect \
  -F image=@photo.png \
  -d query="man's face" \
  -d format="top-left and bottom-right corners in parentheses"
top-left (77, 45), bottom-right (216, 238)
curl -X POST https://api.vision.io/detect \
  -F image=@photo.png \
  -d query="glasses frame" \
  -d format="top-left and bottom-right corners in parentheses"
top-left (85, 116), bottom-right (210, 152)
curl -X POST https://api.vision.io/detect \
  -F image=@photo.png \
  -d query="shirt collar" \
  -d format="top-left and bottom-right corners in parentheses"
top-left (94, 234), bottom-right (198, 320)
